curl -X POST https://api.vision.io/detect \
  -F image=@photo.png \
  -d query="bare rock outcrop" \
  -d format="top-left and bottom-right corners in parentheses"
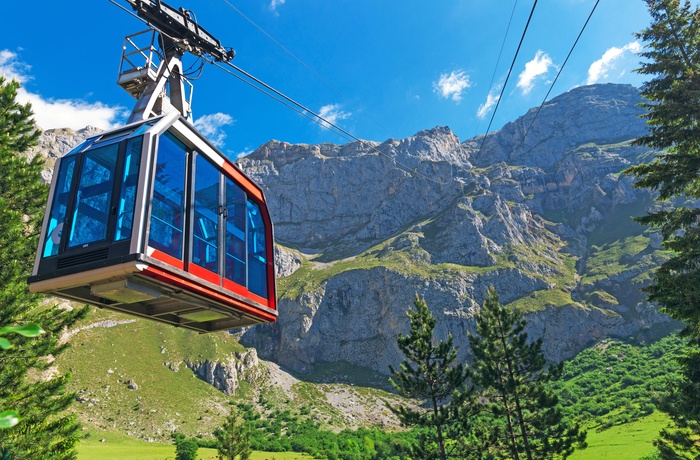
top-left (186, 349), bottom-right (260, 396)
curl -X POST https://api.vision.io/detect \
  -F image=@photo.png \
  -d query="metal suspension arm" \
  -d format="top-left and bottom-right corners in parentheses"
top-left (125, 0), bottom-right (235, 62)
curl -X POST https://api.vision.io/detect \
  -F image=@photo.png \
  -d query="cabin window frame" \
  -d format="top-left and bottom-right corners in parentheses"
top-left (147, 131), bottom-right (188, 265)
top-left (145, 128), bottom-right (269, 301)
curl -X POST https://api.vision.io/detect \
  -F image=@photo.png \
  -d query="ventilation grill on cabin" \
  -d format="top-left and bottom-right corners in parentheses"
top-left (57, 248), bottom-right (110, 269)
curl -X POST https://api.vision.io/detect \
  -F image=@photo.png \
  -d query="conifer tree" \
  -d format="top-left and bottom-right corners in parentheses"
top-left (468, 287), bottom-right (585, 460)
top-left (626, 1), bottom-right (700, 457)
top-left (214, 407), bottom-right (252, 460)
top-left (0, 77), bottom-right (88, 459)
top-left (388, 295), bottom-right (471, 460)
top-left (654, 350), bottom-right (700, 459)
top-left (173, 433), bottom-right (199, 460)
top-left (628, 0), bottom-right (700, 341)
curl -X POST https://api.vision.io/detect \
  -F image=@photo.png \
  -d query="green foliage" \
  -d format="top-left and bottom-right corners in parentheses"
top-left (0, 323), bottom-right (44, 429)
top-left (173, 432), bottom-right (199, 460)
top-left (0, 323), bottom-right (44, 350)
top-left (0, 413), bottom-right (19, 431)
top-left (387, 295), bottom-right (472, 460)
top-left (214, 407), bottom-right (251, 460)
top-left (469, 287), bottom-right (586, 459)
top-left (0, 76), bottom-right (89, 459)
top-left (626, 0), bottom-right (700, 456)
top-left (639, 451), bottom-right (663, 460)
top-left (653, 348), bottom-right (700, 458)
top-left (552, 335), bottom-right (684, 428)
top-left (232, 403), bottom-right (411, 460)
top-left (626, 0), bottom-right (700, 340)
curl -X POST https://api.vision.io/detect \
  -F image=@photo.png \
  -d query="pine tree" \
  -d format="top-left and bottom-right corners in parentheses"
top-left (627, 0), bottom-right (700, 341)
top-left (0, 77), bottom-right (88, 459)
top-left (625, 1), bottom-right (700, 457)
top-left (173, 433), bottom-right (199, 460)
top-left (654, 349), bottom-right (700, 459)
top-left (468, 287), bottom-right (585, 460)
top-left (214, 407), bottom-right (252, 460)
top-left (387, 295), bottom-right (471, 460)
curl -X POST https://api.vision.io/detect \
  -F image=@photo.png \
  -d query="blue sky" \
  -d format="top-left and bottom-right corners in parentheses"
top-left (2, 0), bottom-right (650, 158)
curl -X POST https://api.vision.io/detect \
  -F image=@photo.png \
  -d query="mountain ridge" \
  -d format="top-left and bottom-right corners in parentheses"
top-left (236, 83), bottom-right (674, 377)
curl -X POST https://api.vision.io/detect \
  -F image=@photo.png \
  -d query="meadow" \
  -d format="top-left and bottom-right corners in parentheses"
top-left (78, 436), bottom-right (314, 460)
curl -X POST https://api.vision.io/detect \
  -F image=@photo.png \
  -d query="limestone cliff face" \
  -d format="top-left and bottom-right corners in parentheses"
top-left (238, 83), bottom-right (674, 376)
top-left (466, 84), bottom-right (648, 169)
top-left (241, 129), bottom-right (462, 255)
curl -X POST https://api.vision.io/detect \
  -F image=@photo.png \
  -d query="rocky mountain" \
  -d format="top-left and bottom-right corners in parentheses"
top-left (35, 84), bottom-right (674, 388)
top-left (236, 83), bottom-right (674, 378)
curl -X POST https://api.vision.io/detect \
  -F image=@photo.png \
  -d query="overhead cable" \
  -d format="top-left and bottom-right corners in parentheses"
top-left (474, 0), bottom-right (520, 138)
top-left (213, 59), bottom-right (448, 184)
top-left (513, 0), bottom-right (601, 155)
top-left (110, 0), bottom-right (450, 184)
top-left (477, 0), bottom-right (539, 155)
top-left (219, 0), bottom-right (397, 141)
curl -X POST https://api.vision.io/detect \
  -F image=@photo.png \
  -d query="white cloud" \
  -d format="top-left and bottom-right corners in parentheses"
top-left (0, 50), bottom-right (31, 83)
top-left (235, 149), bottom-right (254, 160)
top-left (22, 95), bottom-right (125, 131)
top-left (318, 104), bottom-right (351, 128)
top-left (270, 0), bottom-right (285, 13)
top-left (477, 91), bottom-right (500, 119)
top-left (587, 41), bottom-right (642, 85)
top-left (433, 70), bottom-right (472, 103)
top-left (194, 112), bottom-right (234, 147)
top-left (517, 50), bottom-right (554, 95)
top-left (0, 50), bottom-right (125, 130)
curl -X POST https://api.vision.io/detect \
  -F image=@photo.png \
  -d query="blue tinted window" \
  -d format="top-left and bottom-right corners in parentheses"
top-left (247, 200), bottom-right (267, 298)
top-left (193, 155), bottom-right (220, 273)
top-left (148, 132), bottom-right (186, 259)
top-left (67, 144), bottom-right (119, 248)
top-left (115, 137), bottom-right (142, 241)
top-left (225, 179), bottom-right (246, 286)
top-left (43, 155), bottom-right (76, 257)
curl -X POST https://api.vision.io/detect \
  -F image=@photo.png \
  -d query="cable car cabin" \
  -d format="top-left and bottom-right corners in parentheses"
top-left (28, 112), bottom-right (277, 332)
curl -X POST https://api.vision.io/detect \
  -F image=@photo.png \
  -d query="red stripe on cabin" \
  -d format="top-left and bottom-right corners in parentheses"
top-left (222, 162), bottom-right (264, 202)
top-left (261, 210), bottom-right (277, 313)
top-left (142, 265), bottom-right (277, 323)
top-left (266, 263), bottom-right (277, 312)
top-left (222, 278), bottom-right (270, 308)
top-left (149, 248), bottom-right (185, 270)
top-left (189, 263), bottom-right (221, 286)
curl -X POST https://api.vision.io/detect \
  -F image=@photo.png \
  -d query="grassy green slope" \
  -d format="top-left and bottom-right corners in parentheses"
top-left (59, 306), bottom-right (685, 459)
top-left (277, 235), bottom-right (496, 301)
top-left (549, 334), bottom-right (684, 459)
top-left (59, 307), bottom-right (245, 442)
top-left (59, 306), bottom-right (407, 446)
top-left (569, 411), bottom-right (669, 460)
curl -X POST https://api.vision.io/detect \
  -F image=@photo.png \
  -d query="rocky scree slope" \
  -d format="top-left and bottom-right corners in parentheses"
top-left (237, 83), bottom-right (674, 377)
